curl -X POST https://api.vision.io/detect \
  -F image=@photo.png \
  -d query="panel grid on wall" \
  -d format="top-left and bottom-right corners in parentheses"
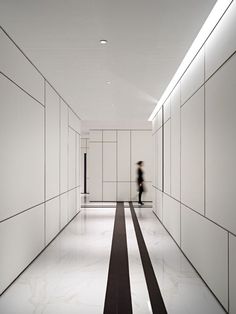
top-left (152, 2), bottom-right (236, 312)
top-left (89, 129), bottom-right (152, 202)
top-left (0, 27), bottom-right (81, 295)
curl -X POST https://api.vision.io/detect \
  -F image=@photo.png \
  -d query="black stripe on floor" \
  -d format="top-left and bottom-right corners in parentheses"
top-left (129, 201), bottom-right (168, 314)
top-left (104, 202), bottom-right (132, 314)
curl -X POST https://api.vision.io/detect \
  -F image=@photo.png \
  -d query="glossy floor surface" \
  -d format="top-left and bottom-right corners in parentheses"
top-left (0, 201), bottom-right (226, 313)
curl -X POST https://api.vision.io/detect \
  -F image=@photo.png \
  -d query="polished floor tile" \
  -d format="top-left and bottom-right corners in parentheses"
top-left (0, 203), bottom-right (226, 314)
top-left (134, 207), bottom-right (226, 314)
top-left (125, 207), bottom-right (151, 313)
top-left (0, 208), bottom-right (115, 314)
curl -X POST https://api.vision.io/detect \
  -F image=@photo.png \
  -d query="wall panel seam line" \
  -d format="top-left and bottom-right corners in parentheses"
top-left (75, 132), bottom-right (77, 211)
top-left (90, 129), bottom-right (152, 131)
top-left (150, 0), bottom-right (234, 121)
top-left (152, 124), bottom-right (164, 135)
top-left (67, 107), bottom-right (69, 221)
top-left (59, 97), bottom-right (61, 230)
top-left (0, 71), bottom-right (44, 107)
top-left (163, 117), bottom-right (171, 126)
top-left (0, 186), bottom-right (81, 224)
top-left (102, 130), bottom-right (104, 201)
top-left (180, 48), bottom-right (236, 110)
top-left (162, 106), bottom-right (164, 192)
top-left (0, 25), bottom-right (81, 120)
top-left (0, 26), bottom-right (82, 120)
top-left (180, 80), bottom-right (182, 247)
top-left (180, 83), bottom-right (205, 108)
top-left (152, 187), bottom-right (236, 237)
top-left (181, 201), bottom-right (236, 237)
top-left (228, 232), bottom-right (230, 312)
top-left (170, 101), bottom-right (172, 196)
top-left (68, 124), bottom-right (80, 135)
top-left (0, 210), bottom-right (81, 297)
top-left (44, 79), bottom-right (46, 246)
top-left (205, 48), bottom-right (236, 82)
top-left (152, 211), bottom-right (228, 313)
top-left (203, 45), bottom-right (206, 217)
top-left (116, 130), bottom-right (118, 201)
top-left (130, 130), bottom-right (132, 201)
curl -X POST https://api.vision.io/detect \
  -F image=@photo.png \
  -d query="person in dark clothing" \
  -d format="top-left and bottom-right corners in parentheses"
top-left (137, 161), bottom-right (144, 205)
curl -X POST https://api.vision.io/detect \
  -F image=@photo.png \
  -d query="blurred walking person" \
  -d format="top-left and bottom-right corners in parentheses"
top-left (137, 161), bottom-right (145, 205)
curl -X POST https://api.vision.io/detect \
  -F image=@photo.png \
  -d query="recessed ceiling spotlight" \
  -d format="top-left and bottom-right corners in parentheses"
top-left (100, 39), bottom-right (108, 44)
top-left (106, 81), bottom-right (111, 85)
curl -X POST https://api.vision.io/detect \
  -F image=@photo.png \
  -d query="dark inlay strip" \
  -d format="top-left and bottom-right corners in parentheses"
top-left (104, 202), bottom-right (132, 314)
top-left (129, 201), bottom-right (167, 314)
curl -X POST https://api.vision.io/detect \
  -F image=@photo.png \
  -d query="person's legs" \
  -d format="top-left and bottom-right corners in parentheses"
top-left (138, 186), bottom-right (144, 205)
top-left (138, 190), bottom-right (142, 203)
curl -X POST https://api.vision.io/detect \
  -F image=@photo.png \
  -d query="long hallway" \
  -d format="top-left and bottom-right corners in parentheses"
top-left (1, 0), bottom-right (236, 313)
top-left (0, 200), bottom-right (225, 314)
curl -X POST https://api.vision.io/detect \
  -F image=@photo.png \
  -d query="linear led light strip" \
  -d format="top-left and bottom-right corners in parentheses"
top-left (148, 0), bottom-right (233, 121)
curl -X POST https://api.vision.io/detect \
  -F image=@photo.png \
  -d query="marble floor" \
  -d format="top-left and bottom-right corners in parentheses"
top-left (0, 200), bottom-right (226, 314)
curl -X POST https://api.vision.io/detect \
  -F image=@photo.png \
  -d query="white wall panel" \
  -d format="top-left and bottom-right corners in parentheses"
top-left (171, 107), bottom-right (180, 201)
top-left (46, 197), bottom-right (60, 245)
top-left (0, 204), bottom-right (44, 294)
top-left (0, 29), bottom-right (44, 103)
top-left (181, 88), bottom-right (204, 213)
top-left (131, 131), bottom-right (152, 182)
top-left (157, 108), bottom-right (163, 129)
top-left (103, 130), bottom-right (116, 142)
top-left (205, 1), bottom-right (236, 79)
top-left (164, 121), bottom-right (171, 195)
top-left (229, 234), bottom-right (236, 314)
top-left (90, 130), bottom-right (102, 142)
top-left (144, 182), bottom-right (152, 201)
top-left (46, 83), bottom-right (60, 200)
top-left (80, 148), bottom-right (86, 193)
top-left (60, 101), bottom-right (68, 193)
top-left (103, 182), bottom-right (116, 201)
top-left (152, 108), bottom-right (162, 132)
top-left (76, 134), bottom-right (80, 187)
top-left (60, 193), bottom-right (68, 228)
top-left (171, 83), bottom-right (180, 116)
top-left (153, 116), bottom-right (158, 134)
top-left (130, 181), bottom-right (139, 202)
top-left (103, 143), bottom-right (116, 181)
top-left (205, 54), bottom-right (236, 234)
top-left (164, 97), bottom-right (171, 123)
top-left (157, 128), bottom-right (163, 190)
top-left (181, 48), bottom-right (204, 104)
top-left (117, 182), bottom-right (130, 201)
top-left (131, 182), bottom-right (152, 202)
top-left (0, 27), bottom-right (83, 299)
top-left (152, 186), bottom-right (157, 213)
top-left (68, 128), bottom-right (76, 189)
top-left (76, 187), bottom-right (81, 213)
top-left (163, 194), bottom-right (180, 245)
top-left (0, 75), bottom-right (44, 221)
top-left (156, 189), bottom-right (163, 221)
top-left (81, 139), bottom-right (87, 148)
top-left (86, 142), bottom-right (89, 194)
top-left (152, 134), bottom-right (156, 187)
top-left (69, 110), bottom-right (80, 133)
top-left (89, 128), bottom-right (151, 202)
top-left (68, 189), bottom-right (76, 220)
top-left (181, 205), bottom-right (228, 309)
top-left (117, 131), bottom-right (130, 181)
top-left (89, 143), bottom-right (102, 201)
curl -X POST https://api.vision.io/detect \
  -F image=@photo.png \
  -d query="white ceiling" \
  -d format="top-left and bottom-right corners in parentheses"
top-left (0, 0), bottom-right (216, 121)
